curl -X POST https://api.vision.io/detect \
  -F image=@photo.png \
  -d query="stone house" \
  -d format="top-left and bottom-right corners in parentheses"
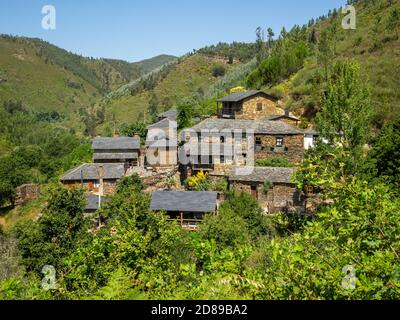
top-left (60, 163), bottom-right (125, 195)
top-left (157, 107), bottom-right (177, 122)
top-left (150, 191), bottom-right (218, 231)
top-left (228, 166), bottom-right (304, 213)
top-left (217, 90), bottom-right (280, 120)
top-left (92, 137), bottom-right (141, 168)
top-left (183, 118), bottom-right (304, 178)
top-left (145, 118), bottom-right (178, 168)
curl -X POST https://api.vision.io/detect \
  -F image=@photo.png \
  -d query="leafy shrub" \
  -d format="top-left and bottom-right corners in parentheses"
top-left (185, 171), bottom-right (210, 191)
top-left (116, 174), bottom-right (144, 194)
top-left (267, 84), bottom-right (285, 99)
top-left (263, 179), bottom-right (273, 192)
top-left (212, 64), bottom-right (226, 77)
top-left (119, 121), bottom-right (148, 140)
top-left (247, 41), bottom-right (309, 88)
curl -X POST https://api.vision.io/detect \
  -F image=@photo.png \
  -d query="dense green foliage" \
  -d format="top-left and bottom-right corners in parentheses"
top-left (0, 102), bottom-right (92, 206)
top-left (279, 0), bottom-right (400, 125)
top-left (197, 42), bottom-right (258, 62)
top-left (365, 115), bottom-right (400, 190)
top-left (316, 60), bottom-right (372, 172)
top-left (247, 40), bottom-right (309, 88)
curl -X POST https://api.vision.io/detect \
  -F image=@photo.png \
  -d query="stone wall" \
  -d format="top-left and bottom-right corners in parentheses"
top-left (146, 147), bottom-right (177, 167)
top-left (15, 184), bottom-right (40, 206)
top-left (236, 95), bottom-right (280, 120)
top-left (255, 134), bottom-right (304, 164)
top-left (230, 181), bottom-right (304, 213)
top-left (62, 179), bottom-right (118, 196)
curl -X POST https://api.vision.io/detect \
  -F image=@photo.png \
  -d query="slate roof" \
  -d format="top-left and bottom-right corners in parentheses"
top-left (150, 191), bottom-right (218, 213)
top-left (61, 163), bottom-right (125, 181)
top-left (267, 114), bottom-right (300, 121)
top-left (158, 108), bottom-right (178, 121)
top-left (93, 153), bottom-right (138, 160)
top-left (92, 137), bottom-right (140, 150)
top-left (85, 195), bottom-right (109, 211)
top-left (189, 118), bottom-right (303, 135)
top-left (218, 90), bottom-right (276, 103)
top-left (147, 118), bottom-right (178, 130)
top-left (146, 138), bottom-right (178, 148)
top-left (229, 166), bottom-right (295, 183)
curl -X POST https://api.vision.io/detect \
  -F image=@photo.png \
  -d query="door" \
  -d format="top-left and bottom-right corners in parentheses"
top-left (251, 185), bottom-right (258, 200)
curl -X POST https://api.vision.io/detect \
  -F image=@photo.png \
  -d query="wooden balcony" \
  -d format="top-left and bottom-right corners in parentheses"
top-left (167, 218), bottom-right (203, 231)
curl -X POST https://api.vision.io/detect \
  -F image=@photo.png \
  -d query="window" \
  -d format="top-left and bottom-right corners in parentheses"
top-left (93, 180), bottom-right (100, 188)
top-left (313, 135), bottom-right (318, 144)
top-left (276, 136), bottom-right (284, 147)
top-left (220, 136), bottom-right (225, 143)
top-left (220, 155), bottom-right (225, 164)
top-left (242, 153), bottom-right (247, 164)
top-left (257, 103), bottom-right (263, 111)
top-left (255, 137), bottom-right (262, 146)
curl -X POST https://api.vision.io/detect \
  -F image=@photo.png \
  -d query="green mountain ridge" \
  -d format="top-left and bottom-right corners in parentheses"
top-left (0, 35), bottom-right (177, 112)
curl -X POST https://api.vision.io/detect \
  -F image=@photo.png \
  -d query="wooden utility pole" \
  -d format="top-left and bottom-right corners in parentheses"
top-left (98, 164), bottom-right (104, 209)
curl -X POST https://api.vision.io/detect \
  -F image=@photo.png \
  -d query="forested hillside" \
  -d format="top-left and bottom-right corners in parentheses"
top-left (246, 0), bottom-right (400, 128)
top-left (0, 35), bottom-right (176, 131)
top-left (98, 53), bottom-right (257, 134)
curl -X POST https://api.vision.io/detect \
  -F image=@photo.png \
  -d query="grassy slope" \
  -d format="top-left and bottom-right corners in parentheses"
top-left (134, 54), bottom-right (178, 73)
top-left (101, 54), bottom-right (240, 127)
top-left (0, 197), bottom-right (46, 232)
top-left (0, 37), bottom-right (99, 113)
top-left (267, 1), bottom-right (400, 126)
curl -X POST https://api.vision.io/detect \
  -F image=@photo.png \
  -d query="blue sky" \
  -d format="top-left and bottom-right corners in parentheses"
top-left (0, 0), bottom-right (346, 62)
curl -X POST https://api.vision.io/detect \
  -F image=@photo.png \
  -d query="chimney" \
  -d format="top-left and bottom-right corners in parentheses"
top-left (284, 109), bottom-right (290, 116)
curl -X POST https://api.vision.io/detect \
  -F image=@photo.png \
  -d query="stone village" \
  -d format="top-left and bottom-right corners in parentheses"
top-left (60, 90), bottom-right (321, 230)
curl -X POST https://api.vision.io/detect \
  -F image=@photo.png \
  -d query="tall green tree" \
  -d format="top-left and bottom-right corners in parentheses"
top-left (255, 27), bottom-right (266, 64)
top-left (177, 99), bottom-right (194, 129)
top-left (267, 27), bottom-right (275, 52)
top-left (148, 93), bottom-right (159, 123)
top-left (14, 187), bottom-right (89, 274)
top-left (316, 60), bottom-right (372, 171)
top-left (317, 29), bottom-right (334, 81)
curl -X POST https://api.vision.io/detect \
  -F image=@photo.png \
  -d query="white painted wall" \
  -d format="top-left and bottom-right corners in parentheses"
top-left (304, 134), bottom-right (315, 150)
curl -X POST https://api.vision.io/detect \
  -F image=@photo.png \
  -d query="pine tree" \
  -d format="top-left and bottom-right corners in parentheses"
top-left (148, 93), bottom-right (159, 123)
top-left (317, 29), bottom-right (334, 81)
